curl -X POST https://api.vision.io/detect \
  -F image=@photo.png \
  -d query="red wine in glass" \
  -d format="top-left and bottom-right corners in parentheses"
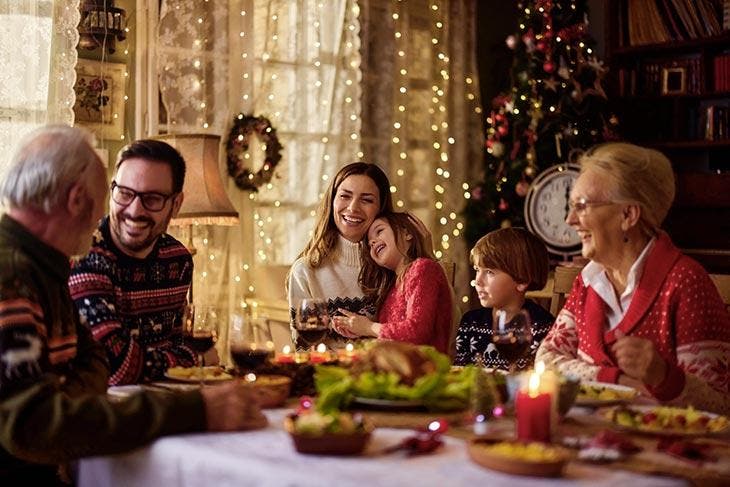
top-left (295, 299), bottom-right (330, 350)
top-left (187, 333), bottom-right (215, 355)
top-left (230, 346), bottom-right (273, 372)
top-left (492, 309), bottom-right (533, 372)
top-left (492, 334), bottom-right (530, 364)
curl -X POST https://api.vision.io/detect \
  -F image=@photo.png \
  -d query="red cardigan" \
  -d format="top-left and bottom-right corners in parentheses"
top-left (378, 258), bottom-right (454, 355)
top-left (536, 233), bottom-right (730, 415)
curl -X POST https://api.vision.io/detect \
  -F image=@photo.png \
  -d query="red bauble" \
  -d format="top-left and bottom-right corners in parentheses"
top-left (543, 30), bottom-right (553, 39)
top-left (495, 113), bottom-right (505, 122)
top-left (536, 40), bottom-right (547, 52)
top-left (515, 181), bottom-right (530, 197)
top-left (543, 61), bottom-right (555, 73)
top-left (497, 125), bottom-right (508, 136)
top-left (499, 198), bottom-right (509, 211)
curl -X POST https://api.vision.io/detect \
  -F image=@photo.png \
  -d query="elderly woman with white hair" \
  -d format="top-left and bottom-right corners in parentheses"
top-left (536, 142), bottom-right (730, 415)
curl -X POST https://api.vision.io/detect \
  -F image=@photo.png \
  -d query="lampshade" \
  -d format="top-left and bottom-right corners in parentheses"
top-left (153, 133), bottom-right (239, 226)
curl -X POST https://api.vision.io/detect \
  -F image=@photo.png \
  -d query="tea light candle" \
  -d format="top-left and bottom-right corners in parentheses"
top-left (516, 361), bottom-right (553, 443)
top-left (275, 345), bottom-right (295, 364)
top-left (309, 343), bottom-right (329, 364)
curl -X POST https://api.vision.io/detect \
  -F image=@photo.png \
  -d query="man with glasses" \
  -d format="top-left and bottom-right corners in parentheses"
top-left (69, 139), bottom-right (200, 385)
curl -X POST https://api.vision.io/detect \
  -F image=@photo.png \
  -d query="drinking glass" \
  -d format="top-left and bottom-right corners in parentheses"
top-left (492, 309), bottom-right (533, 374)
top-left (229, 312), bottom-right (274, 376)
top-left (183, 304), bottom-right (219, 384)
top-left (294, 298), bottom-right (330, 351)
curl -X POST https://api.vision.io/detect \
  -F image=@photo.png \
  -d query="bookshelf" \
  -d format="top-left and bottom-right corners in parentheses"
top-left (605, 0), bottom-right (730, 271)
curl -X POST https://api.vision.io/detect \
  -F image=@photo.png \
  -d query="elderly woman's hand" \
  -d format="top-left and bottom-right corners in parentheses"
top-left (611, 334), bottom-right (667, 387)
top-left (332, 309), bottom-right (381, 338)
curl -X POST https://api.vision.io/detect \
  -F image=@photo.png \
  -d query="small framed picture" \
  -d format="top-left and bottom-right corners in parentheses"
top-left (73, 58), bottom-right (126, 140)
top-left (661, 67), bottom-right (686, 95)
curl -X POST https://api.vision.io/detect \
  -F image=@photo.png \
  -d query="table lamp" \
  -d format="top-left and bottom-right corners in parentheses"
top-left (152, 133), bottom-right (239, 301)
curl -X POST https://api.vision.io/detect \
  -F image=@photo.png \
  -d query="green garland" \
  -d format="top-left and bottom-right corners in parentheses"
top-left (226, 113), bottom-right (283, 192)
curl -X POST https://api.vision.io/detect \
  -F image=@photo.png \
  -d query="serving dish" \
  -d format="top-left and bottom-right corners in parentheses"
top-left (350, 396), bottom-right (426, 411)
top-left (468, 439), bottom-right (570, 477)
top-left (576, 381), bottom-right (638, 407)
top-left (164, 366), bottom-right (233, 383)
top-left (599, 405), bottom-right (730, 437)
top-left (285, 412), bottom-right (373, 455)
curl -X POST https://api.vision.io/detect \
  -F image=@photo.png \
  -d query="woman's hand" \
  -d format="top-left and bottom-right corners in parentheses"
top-left (332, 308), bottom-right (381, 338)
top-left (611, 333), bottom-right (667, 387)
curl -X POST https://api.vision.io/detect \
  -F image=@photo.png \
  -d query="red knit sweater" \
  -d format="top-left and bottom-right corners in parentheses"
top-left (377, 258), bottom-right (454, 355)
top-left (537, 232), bottom-right (730, 415)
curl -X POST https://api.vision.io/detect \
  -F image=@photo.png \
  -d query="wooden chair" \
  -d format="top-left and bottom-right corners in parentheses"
top-left (549, 264), bottom-right (583, 316)
top-left (438, 260), bottom-right (456, 287)
top-left (709, 273), bottom-right (730, 310)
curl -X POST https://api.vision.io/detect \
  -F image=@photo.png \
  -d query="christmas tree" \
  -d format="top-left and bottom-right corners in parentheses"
top-left (463, 0), bottom-right (618, 246)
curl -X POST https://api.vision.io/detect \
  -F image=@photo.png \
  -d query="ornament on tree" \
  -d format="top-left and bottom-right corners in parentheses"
top-left (506, 35), bottom-right (517, 50)
top-left (543, 61), bottom-right (555, 73)
top-left (491, 141), bottom-right (506, 157)
top-left (499, 199), bottom-right (509, 211)
top-left (515, 180), bottom-right (530, 197)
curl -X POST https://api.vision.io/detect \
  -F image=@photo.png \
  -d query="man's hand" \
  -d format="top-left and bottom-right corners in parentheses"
top-left (200, 382), bottom-right (268, 431)
top-left (612, 334), bottom-right (667, 387)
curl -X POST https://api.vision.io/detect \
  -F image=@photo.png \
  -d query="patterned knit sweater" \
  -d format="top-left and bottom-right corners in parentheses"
top-left (454, 300), bottom-right (554, 369)
top-left (0, 215), bottom-right (205, 476)
top-left (536, 232), bottom-right (730, 415)
top-left (69, 217), bottom-right (196, 385)
top-left (288, 235), bottom-right (375, 346)
top-left (378, 258), bottom-right (454, 355)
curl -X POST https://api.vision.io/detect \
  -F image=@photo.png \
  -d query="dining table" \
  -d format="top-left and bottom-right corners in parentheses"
top-left (77, 392), bottom-right (730, 487)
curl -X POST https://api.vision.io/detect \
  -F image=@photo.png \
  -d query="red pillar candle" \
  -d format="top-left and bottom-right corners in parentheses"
top-left (515, 390), bottom-right (552, 443)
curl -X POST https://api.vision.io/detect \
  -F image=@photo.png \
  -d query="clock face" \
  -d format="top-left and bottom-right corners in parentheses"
top-left (524, 165), bottom-right (581, 255)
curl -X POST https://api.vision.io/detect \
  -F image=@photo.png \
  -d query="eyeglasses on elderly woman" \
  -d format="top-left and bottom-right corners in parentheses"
top-left (567, 197), bottom-right (616, 214)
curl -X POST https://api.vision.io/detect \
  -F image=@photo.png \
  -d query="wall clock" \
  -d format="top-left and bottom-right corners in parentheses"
top-left (524, 164), bottom-right (582, 260)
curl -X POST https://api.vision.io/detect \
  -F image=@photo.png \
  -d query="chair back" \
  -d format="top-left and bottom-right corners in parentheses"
top-left (438, 260), bottom-right (456, 287)
top-left (709, 273), bottom-right (730, 310)
top-left (549, 264), bottom-right (583, 316)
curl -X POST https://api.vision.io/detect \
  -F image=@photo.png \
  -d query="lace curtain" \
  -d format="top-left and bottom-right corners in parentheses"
top-left (0, 0), bottom-right (79, 175)
top-left (157, 0), bottom-right (361, 353)
top-left (359, 0), bottom-right (483, 302)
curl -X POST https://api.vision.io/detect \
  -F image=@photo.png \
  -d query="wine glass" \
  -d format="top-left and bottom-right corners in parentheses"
top-left (184, 305), bottom-right (219, 384)
top-left (229, 312), bottom-right (274, 376)
top-left (492, 309), bottom-right (533, 374)
top-left (294, 298), bottom-right (330, 351)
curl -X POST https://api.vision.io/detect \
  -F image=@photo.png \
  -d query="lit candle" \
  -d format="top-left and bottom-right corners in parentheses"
top-left (309, 343), bottom-right (328, 364)
top-left (244, 372), bottom-right (257, 383)
top-left (275, 345), bottom-right (295, 364)
top-left (515, 361), bottom-right (553, 443)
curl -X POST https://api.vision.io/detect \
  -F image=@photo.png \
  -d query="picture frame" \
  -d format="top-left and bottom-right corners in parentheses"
top-left (661, 66), bottom-right (686, 95)
top-left (73, 58), bottom-right (126, 140)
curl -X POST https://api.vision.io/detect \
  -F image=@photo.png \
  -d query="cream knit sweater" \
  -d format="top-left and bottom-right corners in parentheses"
top-left (287, 235), bottom-right (375, 343)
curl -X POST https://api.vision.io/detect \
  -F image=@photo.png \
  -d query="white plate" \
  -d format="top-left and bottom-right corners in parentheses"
top-left (350, 396), bottom-right (425, 410)
top-left (576, 381), bottom-right (638, 407)
top-left (599, 405), bottom-right (730, 437)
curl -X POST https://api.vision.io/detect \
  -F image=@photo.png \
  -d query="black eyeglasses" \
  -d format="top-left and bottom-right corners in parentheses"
top-left (110, 181), bottom-right (176, 212)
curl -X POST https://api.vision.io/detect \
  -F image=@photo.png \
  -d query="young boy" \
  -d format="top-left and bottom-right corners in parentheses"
top-left (454, 227), bottom-right (554, 369)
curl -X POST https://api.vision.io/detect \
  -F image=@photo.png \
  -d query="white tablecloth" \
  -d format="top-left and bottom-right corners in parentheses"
top-left (77, 409), bottom-right (687, 487)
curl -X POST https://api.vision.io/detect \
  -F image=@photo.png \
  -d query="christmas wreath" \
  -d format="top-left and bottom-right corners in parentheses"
top-left (226, 113), bottom-right (283, 192)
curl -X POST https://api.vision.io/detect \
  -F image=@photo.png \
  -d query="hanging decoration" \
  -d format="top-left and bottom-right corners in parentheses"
top-left (226, 113), bottom-right (283, 192)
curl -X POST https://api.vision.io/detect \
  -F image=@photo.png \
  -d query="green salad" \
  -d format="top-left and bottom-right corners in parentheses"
top-left (314, 345), bottom-right (476, 413)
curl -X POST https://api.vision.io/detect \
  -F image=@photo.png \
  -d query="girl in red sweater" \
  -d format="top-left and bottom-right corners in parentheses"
top-left (332, 212), bottom-right (455, 355)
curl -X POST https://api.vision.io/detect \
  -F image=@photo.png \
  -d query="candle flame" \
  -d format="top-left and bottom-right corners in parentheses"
top-left (535, 361), bottom-right (545, 375)
top-left (345, 343), bottom-right (354, 352)
top-left (282, 345), bottom-right (291, 354)
top-left (245, 372), bottom-right (257, 383)
top-left (528, 372), bottom-right (541, 398)
top-left (316, 343), bottom-right (326, 353)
